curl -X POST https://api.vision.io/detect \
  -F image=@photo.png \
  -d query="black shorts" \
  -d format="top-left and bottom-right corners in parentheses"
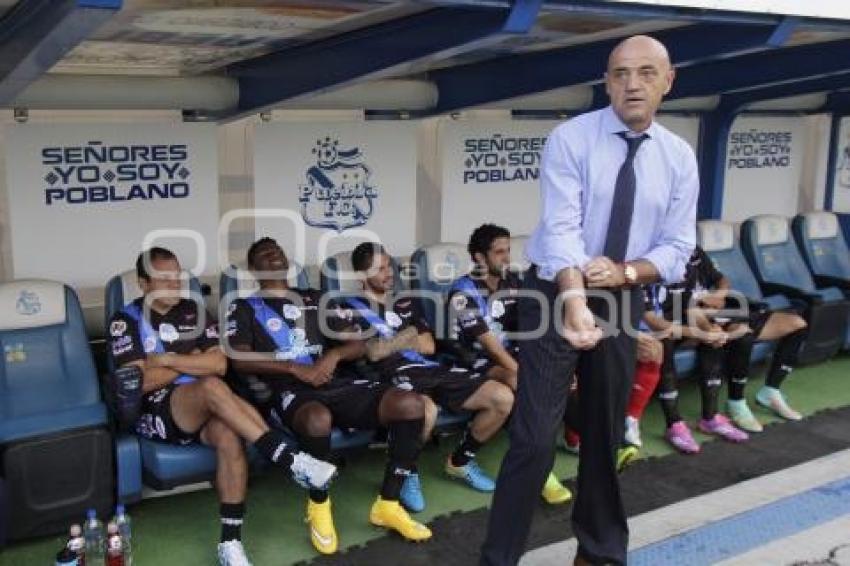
top-left (390, 364), bottom-right (489, 413)
top-left (135, 383), bottom-right (200, 446)
top-left (748, 310), bottom-right (772, 337)
top-left (468, 344), bottom-right (520, 376)
top-left (264, 379), bottom-right (389, 432)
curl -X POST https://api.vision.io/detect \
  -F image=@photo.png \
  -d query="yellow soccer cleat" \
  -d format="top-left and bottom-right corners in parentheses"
top-left (617, 445), bottom-right (640, 473)
top-left (306, 497), bottom-right (338, 555)
top-left (541, 471), bottom-right (572, 505)
top-left (369, 496), bottom-right (432, 542)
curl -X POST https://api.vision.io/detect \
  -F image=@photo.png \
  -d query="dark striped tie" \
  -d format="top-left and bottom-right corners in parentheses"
top-left (603, 132), bottom-right (647, 262)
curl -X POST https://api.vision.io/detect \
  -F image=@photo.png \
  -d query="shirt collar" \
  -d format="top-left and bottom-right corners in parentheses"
top-left (602, 105), bottom-right (659, 139)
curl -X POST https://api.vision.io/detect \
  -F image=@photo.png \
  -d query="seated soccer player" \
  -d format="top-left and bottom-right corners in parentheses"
top-left (109, 247), bottom-right (336, 566)
top-left (226, 238), bottom-right (431, 550)
top-left (345, 242), bottom-right (514, 510)
top-left (622, 286), bottom-right (669, 448)
top-left (446, 224), bottom-right (571, 505)
top-left (646, 246), bottom-right (807, 453)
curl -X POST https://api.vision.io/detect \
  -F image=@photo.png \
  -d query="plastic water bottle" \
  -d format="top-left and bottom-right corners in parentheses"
top-left (67, 524), bottom-right (86, 565)
top-left (83, 509), bottom-right (105, 564)
top-left (113, 504), bottom-right (132, 565)
top-left (105, 522), bottom-right (124, 566)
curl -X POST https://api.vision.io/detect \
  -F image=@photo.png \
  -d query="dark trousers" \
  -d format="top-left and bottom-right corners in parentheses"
top-left (480, 268), bottom-right (642, 565)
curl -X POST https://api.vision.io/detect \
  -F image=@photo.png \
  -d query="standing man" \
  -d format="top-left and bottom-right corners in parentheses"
top-left (481, 35), bottom-right (698, 566)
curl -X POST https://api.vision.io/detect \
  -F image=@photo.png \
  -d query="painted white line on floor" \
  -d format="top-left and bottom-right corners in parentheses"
top-left (715, 515), bottom-right (850, 566)
top-left (520, 448), bottom-right (850, 566)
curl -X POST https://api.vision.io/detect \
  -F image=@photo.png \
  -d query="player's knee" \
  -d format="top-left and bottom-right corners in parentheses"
top-left (387, 390), bottom-right (425, 421)
top-left (489, 384), bottom-right (515, 416)
top-left (296, 404), bottom-right (332, 438)
top-left (791, 315), bottom-right (808, 333)
top-left (199, 376), bottom-right (232, 403)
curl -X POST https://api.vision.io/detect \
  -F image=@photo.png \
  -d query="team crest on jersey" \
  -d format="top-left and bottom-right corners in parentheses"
top-left (266, 318), bottom-right (283, 332)
top-left (158, 323), bottom-right (179, 343)
top-left (451, 294), bottom-right (468, 311)
top-left (298, 137), bottom-right (379, 232)
top-left (110, 320), bottom-right (127, 337)
top-left (283, 304), bottom-right (302, 321)
top-left (385, 311), bottom-right (403, 328)
top-left (143, 337), bottom-right (157, 353)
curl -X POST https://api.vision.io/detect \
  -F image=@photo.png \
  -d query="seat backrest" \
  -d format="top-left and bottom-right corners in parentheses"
top-left (740, 215), bottom-right (817, 293)
top-left (792, 212), bottom-right (850, 280)
top-left (409, 243), bottom-right (472, 330)
top-left (697, 220), bottom-right (764, 301)
top-left (510, 235), bottom-right (531, 272)
top-left (0, 280), bottom-right (99, 421)
top-left (319, 251), bottom-right (403, 295)
top-left (218, 262), bottom-right (309, 303)
top-left (104, 269), bottom-right (202, 327)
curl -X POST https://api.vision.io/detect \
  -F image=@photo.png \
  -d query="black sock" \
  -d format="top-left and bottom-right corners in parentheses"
top-left (381, 419), bottom-right (423, 501)
top-left (299, 434), bottom-right (331, 503)
top-left (450, 428), bottom-right (484, 467)
top-left (659, 391), bottom-right (683, 428)
top-left (657, 349), bottom-right (682, 428)
top-left (766, 328), bottom-right (806, 388)
top-left (726, 332), bottom-right (755, 401)
top-left (698, 345), bottom-right (724, 419)
top-left (700, 373), bottom-right (722, 419)
top-left (728, 376), bottom-right (748, 401)
top-left (254, 430), bottom-right (294, 469)
top-left (220, 502), bottom-right (245, 543)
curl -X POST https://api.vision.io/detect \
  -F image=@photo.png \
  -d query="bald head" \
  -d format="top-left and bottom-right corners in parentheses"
top-left (604, 35), bottom-right (675, 132)
top-left (608, 35), bottom-right (671, 72)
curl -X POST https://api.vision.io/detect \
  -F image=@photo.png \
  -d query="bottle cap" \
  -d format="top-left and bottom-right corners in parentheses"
top-left (116, 503), bottom-right (125, 515)
top-left (86, 509), bottom-right (96, 520)
top-left (69, 524), bottom-right (82, 536)
top-left (107, 522), bottom-right (118, 534)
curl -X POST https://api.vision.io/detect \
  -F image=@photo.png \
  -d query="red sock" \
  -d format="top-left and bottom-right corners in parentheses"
top-left (627, 361), bottom-right (661, 419)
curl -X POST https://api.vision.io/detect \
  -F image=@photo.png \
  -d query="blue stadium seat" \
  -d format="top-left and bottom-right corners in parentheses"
top-left (697, 220), bottom-right (777, 364)
top-left (792, 212), bottom-right (850, 348)
top-left (219, 261), bottom-right (309, 304)
top-left (104, 269), bottom-right (216, 499)
top-left (408, 243), bottom-right (472, 335)
top-left (741, 215), bottom-right (849, 364)
top-left (408, 244), bottom-right (479, 428)
top-left (0, 280), bottom-right (112, 539)
top-left (320, 250), bottom-right (403, 295)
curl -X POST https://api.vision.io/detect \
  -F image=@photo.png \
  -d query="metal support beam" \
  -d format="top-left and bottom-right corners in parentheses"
top-left (668, 39), bottom-right (850, 101)
top-left (431, 23), bottom-right (778, 114)
top-left (824, 111), bottom-right (848, 211)
top-left (503, 0), bottom-right (543, 33)
top-left (767, 16), bottom-right (799, 47)
top-left (696, 75), bottom-right (850, 219)
top-left (226, 5), bottom-right (539, 120)
top-left (696, 107), bottom-right (736, 219)
top-left (0, 0), bottom-right (121, 105)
